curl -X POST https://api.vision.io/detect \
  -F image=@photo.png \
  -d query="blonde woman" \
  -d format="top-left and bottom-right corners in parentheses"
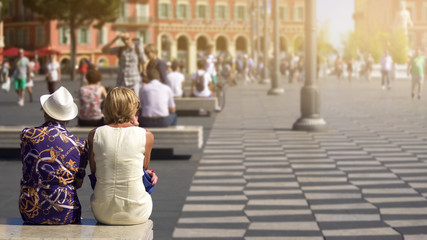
top-left (88, 87), bottom-right (158, 225)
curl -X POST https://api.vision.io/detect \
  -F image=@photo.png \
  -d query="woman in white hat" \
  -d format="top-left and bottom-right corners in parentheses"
top-left (19, 86), bottom-right (88, 224)
top-left (88, 87), bottom-right (158, 225)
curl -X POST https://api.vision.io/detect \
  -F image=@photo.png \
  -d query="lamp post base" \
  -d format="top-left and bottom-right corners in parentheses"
top-left (268, 87), bottom-right (285, 95)
top-left (292, 117), bottom-right (327, 132)
top-left (260, 78), bottom-right (271, 84)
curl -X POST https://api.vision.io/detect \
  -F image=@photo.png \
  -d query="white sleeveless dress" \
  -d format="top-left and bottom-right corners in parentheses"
top-left (90, 125), bottom-right (152, 225)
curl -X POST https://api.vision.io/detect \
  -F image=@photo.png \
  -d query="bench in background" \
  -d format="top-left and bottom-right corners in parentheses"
top-left (174, 97), bottom-right (217, 116)
top-left (0, 125), bottom-right (203, 153)
top-left (0, 218), bottom-right (153, 240)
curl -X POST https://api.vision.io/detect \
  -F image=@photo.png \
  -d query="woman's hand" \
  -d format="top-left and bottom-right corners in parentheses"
top-left (146, 169), bottom-right (158, 185)
top-left (75, 178), bottom-right (84, 189)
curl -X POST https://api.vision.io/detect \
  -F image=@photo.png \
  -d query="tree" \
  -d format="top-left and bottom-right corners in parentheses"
top-left (23, 0), bottom-right (120, 81)
top-left (317, 20), bottom-right (335, 63)
top-left (390, 27), bottom-right (409, 64)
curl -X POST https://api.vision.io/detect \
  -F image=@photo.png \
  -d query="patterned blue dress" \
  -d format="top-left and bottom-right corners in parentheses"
top-left (19, 121), bottom-right (88, 224)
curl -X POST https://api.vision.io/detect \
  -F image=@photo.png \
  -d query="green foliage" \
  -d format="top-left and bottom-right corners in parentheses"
top-left (23, 0), bottom-right (121, 80)
top-left (0, 0), bottom-right (9, 20)
top-left (23, 0), bottom-right (120, 27)
top-left (342, 26), bottom-right (409, 64)
top-left (317, 21), bottom-right (335, 63)
top-left (390, 27), bottom-right (408, 64)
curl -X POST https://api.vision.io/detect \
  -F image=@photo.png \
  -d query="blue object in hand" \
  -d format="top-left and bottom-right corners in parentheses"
top-left (88, 168), bottom-right (155, 194)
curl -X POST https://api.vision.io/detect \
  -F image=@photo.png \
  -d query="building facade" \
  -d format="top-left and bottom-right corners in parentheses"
top-left (4, 0), bottom-right (304, 73)
top-left (354, 0), bottom-right (427, 50)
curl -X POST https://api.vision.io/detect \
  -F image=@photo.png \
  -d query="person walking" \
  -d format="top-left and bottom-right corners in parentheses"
top-left (205, 45), bottom-right (217, 84)
top-left (381, 49), bottom-right (393, 90)
top-left (102, 32), bottom-right (144, 95)
top-left (46, 54), bottom-right (61, 94)
top-left (335, 54), bottom-right (343, 81)
top-left (365, 53), bottom-right (374, 81)
top-left (13, 48), bottom-right (30, 106)
top-left (347, 59), bottom-right (353, 82)
top-left (25, 58), bottom-right (36, 102)
top-left (1, 61), bottom-right (10, 92)
top-left (408, 49), bottom-right (425, 99)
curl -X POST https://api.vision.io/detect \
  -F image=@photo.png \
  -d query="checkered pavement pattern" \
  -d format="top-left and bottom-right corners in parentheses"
top-left (172, 80), bottom-right (427, 240)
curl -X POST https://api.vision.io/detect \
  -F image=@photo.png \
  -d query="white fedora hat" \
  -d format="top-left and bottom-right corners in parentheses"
top-left (40, 87), bottom-right (78, 121)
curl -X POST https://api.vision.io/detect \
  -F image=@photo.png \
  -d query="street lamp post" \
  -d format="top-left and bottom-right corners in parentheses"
top-left (250, 0), bottom-right (257, 62)
top-left (256, 0), bottom-right (261, 68)
top-left (261, 0), bottom-right (270, 84)
top-left (268, 0), bottom-right (284, 95)
top-left (292, 0), bottom-right (327, 131)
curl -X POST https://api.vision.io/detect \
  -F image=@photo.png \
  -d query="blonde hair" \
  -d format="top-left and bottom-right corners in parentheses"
top-left (103, 87), bottom-right (139, 124)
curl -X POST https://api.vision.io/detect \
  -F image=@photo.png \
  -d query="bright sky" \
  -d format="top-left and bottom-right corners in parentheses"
top-left (317, 0), bottom-right (354, 52)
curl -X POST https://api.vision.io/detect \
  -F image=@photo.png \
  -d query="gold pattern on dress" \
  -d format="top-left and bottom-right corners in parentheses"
top-left (19, 186), bottom-right (40, 219)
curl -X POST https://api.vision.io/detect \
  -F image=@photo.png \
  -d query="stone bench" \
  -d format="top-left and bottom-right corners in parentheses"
top-left (0, 125), bottom-right (203, 151)
top-left (174, 97), bottom-right (217, 116)
top-left (0, 218), bottom-right (153, 239)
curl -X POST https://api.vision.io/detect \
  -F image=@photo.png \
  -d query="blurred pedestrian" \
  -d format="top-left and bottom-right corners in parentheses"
top-left (46, 54), bottom-right (61, 94)
top-left (139, 68), bottom-right (177, 127)
top-left (192, 59), bottom-right (213, 98)
top-left (78, 69), bottom-right (107, 126)
top-left (335, 54), bottom-right (343, 81)
top-left (13, 48), bottom-right (30, 106)
top-left (365, 53), bottom-right (374, 81)
top-left (205, 45), bottom-right (217, 85)
top-left (1, 60), bottom-right (10, 92)
top-left (25, 57), bottom-right (36, 102)
top-left (347, 59), bottom-right (353, 82)
top-left (408, 49), bottom-right (425, 99)
top-left (381, 49), bottom-right (393, 90)
top-left (144, 43), bottom-right (168, 85)
top-left (102, 32), bottom-right (144, 95)
top-left (78, 59), bottom-right (89, 86)
top-left (167, 60), bottom-right (185, 97)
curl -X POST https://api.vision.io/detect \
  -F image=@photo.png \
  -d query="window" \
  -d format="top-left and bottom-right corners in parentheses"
top-left (36, 26), bottom-right (45, 46)
top-left (176, 3), bottom-right (190, 19)
top-left (137, 3), bottom-right (149, 22)
top-left (279, 5), bottom-right (289, 21)
top-left (405, 2), bottom-right (416, 22)
top-left (7, 0), bottom-right (15, 17)
top-left (215, 5), bottom-right (228, 20)
top-left (97, 27), bottom-right (107, 46)
top-left (422, 33), bottom-right (427, 46)
top-left (137, 29), bottom-right (150, 45)
top-left (120, 2), bottom-right (129, 18)
top-left (293, 3), bottom-right (304, 22)
top-left (59, 27), bottom-right (70, 45)
top-left (234, 5), bottom-right (247, 21)
top-left (158, 2), bottom-right (172, 19)
top-left (423, 3), bottom-right (427, 22)
top-left (17, 28), bottom-right (29, 47)
top-left (78, 28), bottom-right (91, 45)
top-left (196, 4), bottom-right (209, 19)
top-left (5, 29), bottom-right (15, 47)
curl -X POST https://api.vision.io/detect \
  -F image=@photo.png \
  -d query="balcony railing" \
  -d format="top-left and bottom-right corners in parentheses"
top-left (115, 16), bottom-right (152, 25)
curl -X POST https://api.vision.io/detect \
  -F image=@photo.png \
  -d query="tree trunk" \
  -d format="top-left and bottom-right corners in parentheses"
top-left (69, 15), bottom-right (76, 81)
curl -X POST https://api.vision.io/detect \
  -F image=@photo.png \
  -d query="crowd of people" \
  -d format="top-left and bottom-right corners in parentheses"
top-left (10, 31), bottom-right (427, 226)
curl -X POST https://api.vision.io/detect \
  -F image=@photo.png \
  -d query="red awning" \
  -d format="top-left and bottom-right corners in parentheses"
top-left (36, 47), bottom-right (61, 56)
top-left (2, 47), bottom-right (34, 57)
